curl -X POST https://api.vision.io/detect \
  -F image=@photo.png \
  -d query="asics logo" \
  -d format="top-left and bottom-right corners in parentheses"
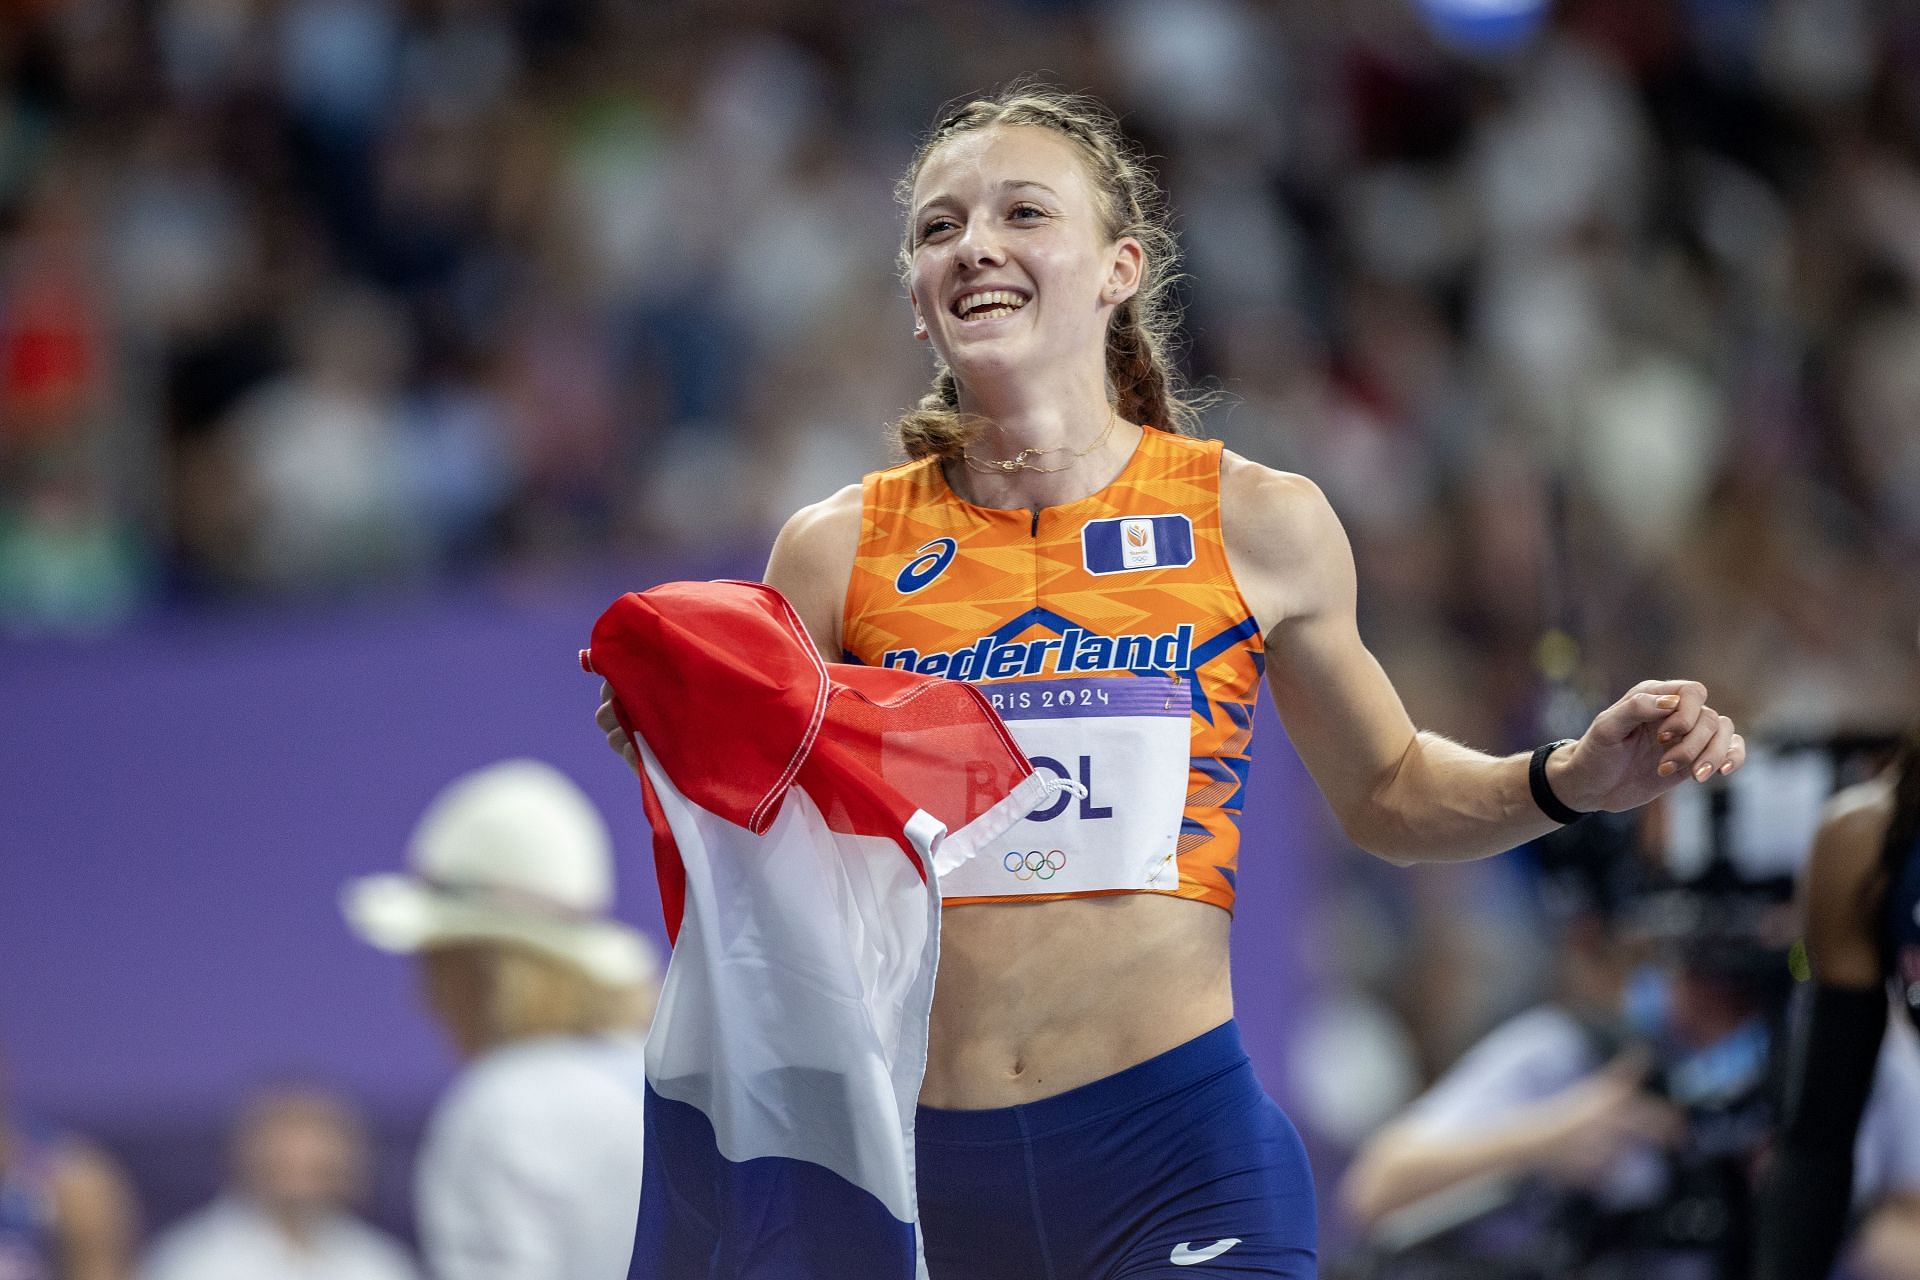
top-left (895, 538), bottom-right (957, 594)
top-left (1004, 849), bottom-right (1066, 881)
top-left (1171, 1238), bottom-right (1241, 1265)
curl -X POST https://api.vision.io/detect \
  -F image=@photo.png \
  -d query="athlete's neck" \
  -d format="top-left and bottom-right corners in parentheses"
top-left (948, 378), bottom-right (1140, 512)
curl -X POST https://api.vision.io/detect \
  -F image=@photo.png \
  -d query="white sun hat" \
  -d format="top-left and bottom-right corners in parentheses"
top-left (341, 758), bottom-right (659, 987)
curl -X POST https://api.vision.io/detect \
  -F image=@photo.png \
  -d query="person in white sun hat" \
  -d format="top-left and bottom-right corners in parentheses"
top-left (342, 758), bottom-right (661, 1280)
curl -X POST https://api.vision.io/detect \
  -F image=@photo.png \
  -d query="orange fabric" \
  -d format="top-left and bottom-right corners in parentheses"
top-left (842, 428), bottom-right (1265, 912)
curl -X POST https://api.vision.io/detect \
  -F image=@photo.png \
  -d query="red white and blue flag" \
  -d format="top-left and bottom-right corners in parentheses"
top-left (584, 580), bottom-right (1059, 1280)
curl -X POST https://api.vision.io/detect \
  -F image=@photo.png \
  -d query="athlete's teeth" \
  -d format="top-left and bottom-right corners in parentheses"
top-left (959, 290), bottom-right (1026, 319)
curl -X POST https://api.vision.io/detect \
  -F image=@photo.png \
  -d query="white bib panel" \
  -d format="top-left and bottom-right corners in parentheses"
top-left (936, 675), bottom-right (1189, 898)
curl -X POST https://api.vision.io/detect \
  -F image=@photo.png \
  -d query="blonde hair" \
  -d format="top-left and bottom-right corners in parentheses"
top-left (893, 84), bottom-right (1203, 460)
top-left (485, 943), bottom-right (645, 1044)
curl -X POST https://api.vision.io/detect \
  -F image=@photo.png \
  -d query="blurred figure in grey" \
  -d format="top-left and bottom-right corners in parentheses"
top-left (0, 1044), bottom-right (138, 1280)
top-left (343, 759), bottom-right (659, 1280)
top-left (138, 1086), bottom-right (416, 1280)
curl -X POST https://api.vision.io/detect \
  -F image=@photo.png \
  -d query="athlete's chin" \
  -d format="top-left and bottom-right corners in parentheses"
top-left (942, 341), bottom-right (1051, 385)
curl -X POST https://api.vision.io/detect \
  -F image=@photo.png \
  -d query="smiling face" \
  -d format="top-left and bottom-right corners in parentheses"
top-left (907, 125), bottom-right (1142, 392)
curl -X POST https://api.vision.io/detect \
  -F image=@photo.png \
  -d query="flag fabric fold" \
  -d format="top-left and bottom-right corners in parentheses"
top-left (584, 580), bottom-right (1057, 1279)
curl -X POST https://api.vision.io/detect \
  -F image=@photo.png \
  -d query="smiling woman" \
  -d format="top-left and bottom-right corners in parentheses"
top-left (597, 82), bottom-right (1748, 1280)
top-left (892, 88), bottom-right (1203, 471)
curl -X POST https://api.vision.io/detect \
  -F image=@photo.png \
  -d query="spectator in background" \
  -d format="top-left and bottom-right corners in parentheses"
top-left (138, 1086), bottom-right (415, 1280)
top-left (1338, 826), bottom-right (1686, 1270)
top-left (1755, 718), bottom-right (1920, 1279)
top-left (211, 284), bottom-right (424, 593)
top-left (0, 451), bottom-right (145, 635)
top-left (1340, 811), bottom-right (1920, 1280)
top-left (0, 1045), bottom-right (138, 1280)
top-left (342, 758), bottom-right (660, 1280)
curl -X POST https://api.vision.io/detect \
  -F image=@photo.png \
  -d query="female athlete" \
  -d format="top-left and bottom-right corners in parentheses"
top-left (597, 86), bottom-right (1747, 1279)
top-left (1755, 727), bottom-right (1920, 1278)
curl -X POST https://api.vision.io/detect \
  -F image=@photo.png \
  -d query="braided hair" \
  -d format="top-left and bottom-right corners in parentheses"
top-left (892, 85), bottom-right (1203, 460)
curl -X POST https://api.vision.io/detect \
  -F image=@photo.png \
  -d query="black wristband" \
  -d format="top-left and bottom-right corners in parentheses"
top-left (1529, 739), bottom-right (1587, 825)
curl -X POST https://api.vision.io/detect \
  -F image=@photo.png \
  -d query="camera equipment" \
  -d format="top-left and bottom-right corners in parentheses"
top-left (1353, 735), bottom-right (1902, 1280)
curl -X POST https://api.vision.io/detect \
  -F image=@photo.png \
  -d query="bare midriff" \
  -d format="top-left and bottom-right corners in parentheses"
top-left (919, 892), bottom-right (1234, 1110)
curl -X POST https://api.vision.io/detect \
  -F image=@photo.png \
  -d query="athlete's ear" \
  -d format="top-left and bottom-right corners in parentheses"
top-left (1105, 237), bottom-right (1144, 307)
top-left (909, 288), bottom-right (929, 340)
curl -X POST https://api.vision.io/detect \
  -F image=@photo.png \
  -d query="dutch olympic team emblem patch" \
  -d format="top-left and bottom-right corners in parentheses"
top-left (896, 537), bottom-right (958, 594)
top-left (1081, 515), bottom-right (1194, 575)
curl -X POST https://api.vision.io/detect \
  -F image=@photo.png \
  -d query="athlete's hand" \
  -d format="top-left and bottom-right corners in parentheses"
top-left (596, 681), bottom-right (639, 772)
top-left (1534, 1055), bottom-right (1683, 1188)
top-left (1548, 680), bottom-right (1746, 815)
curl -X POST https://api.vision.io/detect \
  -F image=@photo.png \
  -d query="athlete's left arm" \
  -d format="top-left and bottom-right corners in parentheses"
top-left (1220, 453), bottom-right (1745, 864)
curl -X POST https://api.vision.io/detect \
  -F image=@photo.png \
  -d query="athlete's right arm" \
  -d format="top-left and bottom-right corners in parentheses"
top-left (594, 485), bottom-right (864, 769)
top-left (1753, 781), bottom-right (1894, 1280)
top-left (761, 483), bottom-right (865, 661)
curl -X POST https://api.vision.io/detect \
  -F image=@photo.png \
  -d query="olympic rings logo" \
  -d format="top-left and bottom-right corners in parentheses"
top-left (895, 537), bottom-right (957, 594)
top-left (1003, 849), bottom-right (1067, 881)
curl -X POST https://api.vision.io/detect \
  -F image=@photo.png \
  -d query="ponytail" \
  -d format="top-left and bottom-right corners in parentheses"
top-left (896, 367), bottom-right (964, 461)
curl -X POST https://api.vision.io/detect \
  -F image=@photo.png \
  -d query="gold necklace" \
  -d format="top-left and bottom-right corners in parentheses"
top-left (961, 406), bottom-right (1118, 475)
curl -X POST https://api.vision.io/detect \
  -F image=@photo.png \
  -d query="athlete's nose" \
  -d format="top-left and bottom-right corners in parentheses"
top-left (954, 219), bottom-right (1007, 270)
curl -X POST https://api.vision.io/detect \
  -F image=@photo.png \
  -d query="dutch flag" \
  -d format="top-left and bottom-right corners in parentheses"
top-left (585, 581), bottom-right (1061, 1279)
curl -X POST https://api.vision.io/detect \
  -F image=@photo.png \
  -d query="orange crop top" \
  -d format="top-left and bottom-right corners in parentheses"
top-left (841, 428), bottom-right (1265, 913)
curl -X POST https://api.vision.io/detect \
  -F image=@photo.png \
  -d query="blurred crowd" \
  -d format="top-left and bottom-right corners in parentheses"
top-left (7, 0), bottom-right (1920, 1271)
top-left (2, 0), bottom-right (1916, 713)
top-left (0, 1071), bottom-right (427, 1280)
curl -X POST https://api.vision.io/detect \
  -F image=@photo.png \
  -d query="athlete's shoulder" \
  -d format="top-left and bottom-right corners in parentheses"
top-left (766, 485), bottom-right (864, 658)
top-left (1219, 451), bottom-right (1332, 521)
top-left (791, 481), bottom-right (866, 529)
top-left (1218, 452), bottom-right (1349, 599)
top-left (770, 484), bottom-right (863, 573)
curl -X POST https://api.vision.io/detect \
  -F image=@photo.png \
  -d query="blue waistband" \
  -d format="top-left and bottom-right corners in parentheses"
top-left (916, 1019), bottom-right (1247, 1146)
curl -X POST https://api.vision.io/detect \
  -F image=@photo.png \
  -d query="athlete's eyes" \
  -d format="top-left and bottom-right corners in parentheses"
top-left (918, 204), bottom-right (1049, 243)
